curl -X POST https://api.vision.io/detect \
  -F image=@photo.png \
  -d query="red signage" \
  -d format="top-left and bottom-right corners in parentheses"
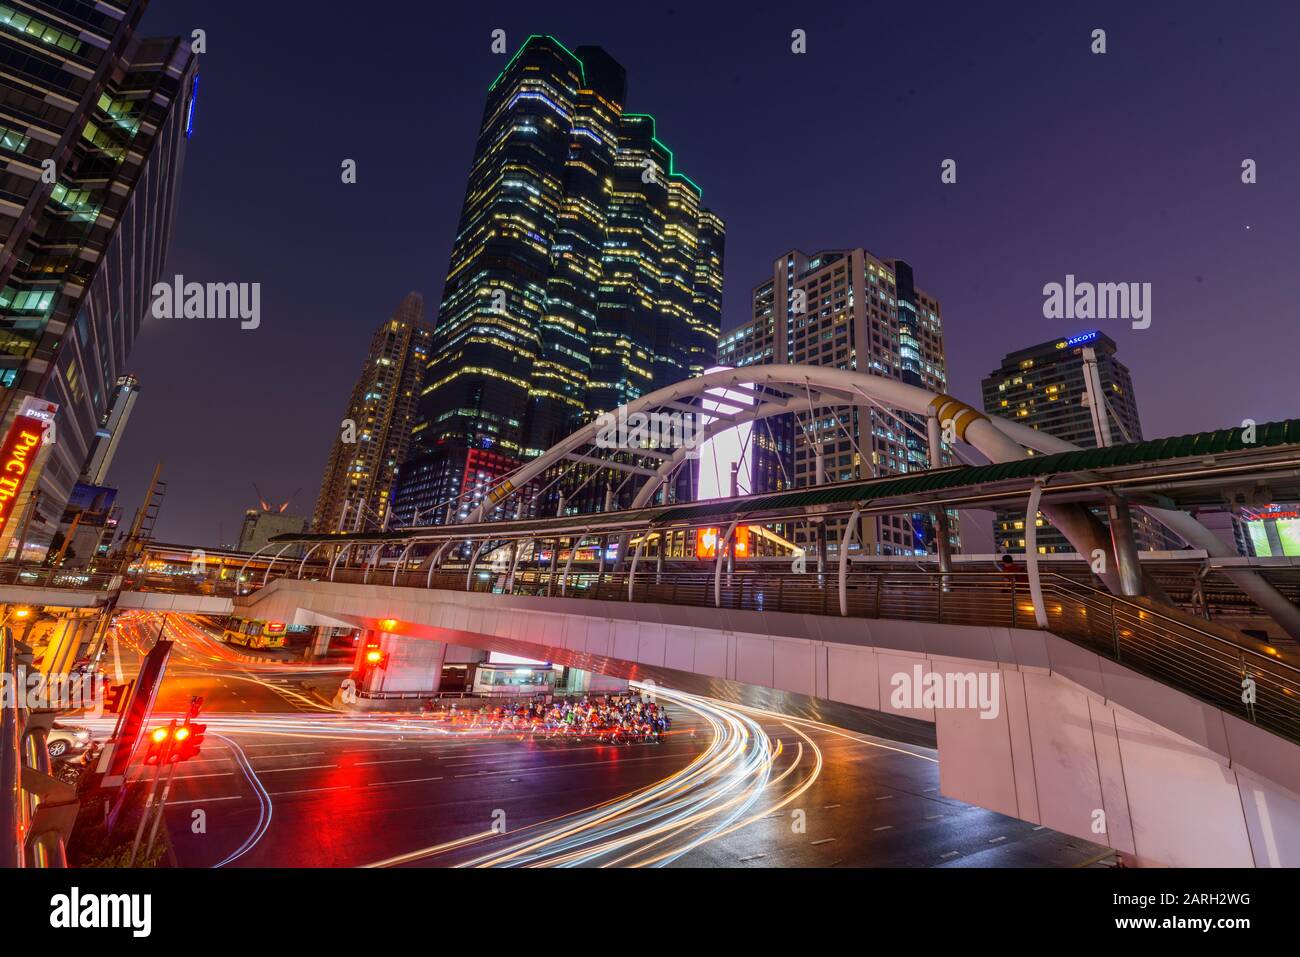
top-left (0, 414), bottom-right (47, 531)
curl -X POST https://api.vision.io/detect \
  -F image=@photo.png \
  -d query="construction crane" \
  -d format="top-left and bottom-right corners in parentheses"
top-left (252, 484), bottom-right (300, 514)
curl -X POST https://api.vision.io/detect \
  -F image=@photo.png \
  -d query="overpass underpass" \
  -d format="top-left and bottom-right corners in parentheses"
top-left (237, 569), bottom-right (1300, 868)
top-left (229, 416), bottom-right (1300, 867)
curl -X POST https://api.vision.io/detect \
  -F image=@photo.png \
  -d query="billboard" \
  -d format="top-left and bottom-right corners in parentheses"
top-left (1245, 507), bottom-right (1300, 557)
top-left (64, 481), bottom-right (118, 526)
top-left (0, 414), bottom-right (49, 533)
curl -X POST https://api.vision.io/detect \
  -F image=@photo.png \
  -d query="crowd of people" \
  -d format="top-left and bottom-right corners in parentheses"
top-left (430, 693), bottom-right (673, 743)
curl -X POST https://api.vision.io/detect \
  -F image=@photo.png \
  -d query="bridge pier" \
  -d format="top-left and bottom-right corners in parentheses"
top-left (307, 627), bottom-right (333, 660)
top-left (337, 629), bottom-right (446, 711)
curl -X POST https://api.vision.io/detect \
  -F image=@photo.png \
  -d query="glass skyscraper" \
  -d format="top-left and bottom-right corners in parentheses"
top-left (0, 2), bottom-right (196, 558)
top-left (313, 293), bottom-right (432, 533)
top-left (717, 249), bottom-right (953, 557)
top-left (981, 330), bottom-right (1168, 553)
top-left (394, 35), bottom-right (724, 527)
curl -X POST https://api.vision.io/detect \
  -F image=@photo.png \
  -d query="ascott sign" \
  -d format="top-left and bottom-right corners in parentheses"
top-left (0, 414), bottom-right (49, 531)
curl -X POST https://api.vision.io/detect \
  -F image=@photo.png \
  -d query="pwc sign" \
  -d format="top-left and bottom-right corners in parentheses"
top-left (0, 415), bottom-right (49, 530)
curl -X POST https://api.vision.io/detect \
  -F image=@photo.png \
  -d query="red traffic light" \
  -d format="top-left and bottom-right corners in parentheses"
top-left (143, 725), bottom-right (170, 765)
top-left (173, 721), bottom-right (206, 762)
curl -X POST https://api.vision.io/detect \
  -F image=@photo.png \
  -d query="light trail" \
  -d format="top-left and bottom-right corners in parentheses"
top-left (366, 682), bottom-right (827, 869)
top-left (92, 611), bottom-right (941, 868)
top-left (211, 733), bottom-right (272, 868)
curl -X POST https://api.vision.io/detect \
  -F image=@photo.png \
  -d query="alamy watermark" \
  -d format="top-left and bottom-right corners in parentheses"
top-left (50, 887), bottom-right (151, 937)
top-left (0, 666), bottom-right (105, 715)
top-left (889, 665), bottom-right (1001, 720)
top-left (1042, 274), bottom-right (1151, 330)
top-left (594, 406), bottom-right (703, 457)
top-left (150, 274), bottom-right (260, 330)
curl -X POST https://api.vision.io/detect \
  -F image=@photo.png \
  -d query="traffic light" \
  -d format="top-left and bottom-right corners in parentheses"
top-left (143, 726), bottom-right (170, 765)
top-left (103, 681), bottom-right (133, 715)
top-left (363, 645), bottom-right (389, 670)
top-left (172, 721), bottom-right (205, 763)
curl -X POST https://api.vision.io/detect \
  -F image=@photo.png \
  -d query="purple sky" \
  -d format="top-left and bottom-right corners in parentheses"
top-left (116, 0), bottom-right (1300, 549)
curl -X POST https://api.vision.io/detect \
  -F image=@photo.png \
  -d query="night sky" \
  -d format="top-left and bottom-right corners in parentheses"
top-left (117, 0), bottom-right (1300, 550)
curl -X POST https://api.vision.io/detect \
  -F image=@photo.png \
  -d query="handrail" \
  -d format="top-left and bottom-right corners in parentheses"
top-left (270, 563), bottom-right (1300, 744)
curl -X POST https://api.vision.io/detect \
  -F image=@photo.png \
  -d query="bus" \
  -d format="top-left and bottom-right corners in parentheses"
top-left (222, 617), bottom-right (287, 650)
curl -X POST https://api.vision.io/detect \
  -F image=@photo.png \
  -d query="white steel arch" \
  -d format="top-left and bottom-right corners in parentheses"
top-left (444, 364), bottom-right (1300, 636)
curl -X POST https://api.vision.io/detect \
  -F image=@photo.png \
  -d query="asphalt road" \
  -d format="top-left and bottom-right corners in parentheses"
top-left (90, 613), bottom-right (1110, 868)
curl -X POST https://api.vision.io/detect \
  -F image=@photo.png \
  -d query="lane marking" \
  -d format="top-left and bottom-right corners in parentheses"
top-left (173, 771), bottom-right (236, 781)
top-left (268, 785), bottom-right (349, 797)
top-left (355, 758), bottom-right (422, 766)
top-left (368, 775), bottom-right (445, 787)
top-left (257, 764), bottom-right (337, 773)
top-left (810, 838), bottom-right (836, 846)
top-left (168, 795), bottom-right (244, 806)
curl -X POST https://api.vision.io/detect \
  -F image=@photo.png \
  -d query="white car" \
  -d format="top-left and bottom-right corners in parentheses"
top-left (46, 724), bottom-right (92, 760)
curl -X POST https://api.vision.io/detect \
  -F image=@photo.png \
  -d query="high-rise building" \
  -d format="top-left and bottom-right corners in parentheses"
top-left (238, 508), bottom-right (310, 556)
top-left (313, 293), bottom-right (432, 533)
top-left (394, 35), bottom-right (724, 527)
top-left (717, 249), bottom-right (952, 556)
top-left (83, 373), bottom-right (139, 485)
top-left (0, 4), bottom-right (197, 558)
top-left (980, 330), bottom-right (1167, 553)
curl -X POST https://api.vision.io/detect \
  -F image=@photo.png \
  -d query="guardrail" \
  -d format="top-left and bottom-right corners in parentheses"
top-left (0, 565), bottom-right (116, 591)
top-left (0, 563), bottom-right (251, 597)
top-left (283, 564), bottom-right (1300, 745)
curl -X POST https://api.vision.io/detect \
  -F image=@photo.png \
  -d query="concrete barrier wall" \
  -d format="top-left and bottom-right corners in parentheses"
top-left (239, 578), bottom-right (1300, 867)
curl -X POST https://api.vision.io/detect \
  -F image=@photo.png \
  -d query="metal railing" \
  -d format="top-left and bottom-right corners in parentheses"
top-left (0, 564), bottom-right (116, 591)
top-left (293, 564), bottom-right (1300, 745)
top-left (0, 562), bottom-right (251, 598)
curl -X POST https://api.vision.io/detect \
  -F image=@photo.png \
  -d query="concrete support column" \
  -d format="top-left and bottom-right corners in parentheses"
top-left (1108, 497), bottom-right (1145, 598)
top-left (41, 617), bottom-right (86, 676)
top-left (341, 629), bottom-right (446, 711)
top-left (309, 628), bottom-right (332, 660)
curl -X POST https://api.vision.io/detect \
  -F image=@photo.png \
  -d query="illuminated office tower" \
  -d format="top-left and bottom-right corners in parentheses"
top-left (0, 4), bottom-right (197, 558)
top-left (82, 373), bottom-right (139, 485)
top-left (396, 35), bottom-right (724, 525)
top-left (717, 249), bottom-right (952, 556)
top-left (980, 331), bottom-right (1166, 553)
top-left (314, 293), bottom-right (432, 533)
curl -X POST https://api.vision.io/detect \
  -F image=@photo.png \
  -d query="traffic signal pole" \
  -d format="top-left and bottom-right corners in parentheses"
top-left (128, 719), bottom-right (173, 866)
top-left (142, 758), bottom-right (179, 862)
top-left (130, 697), bottom-right (204, 866)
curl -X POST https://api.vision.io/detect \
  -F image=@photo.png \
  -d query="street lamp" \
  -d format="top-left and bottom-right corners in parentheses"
top-left (0, 606), bottom-right (32, 629)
